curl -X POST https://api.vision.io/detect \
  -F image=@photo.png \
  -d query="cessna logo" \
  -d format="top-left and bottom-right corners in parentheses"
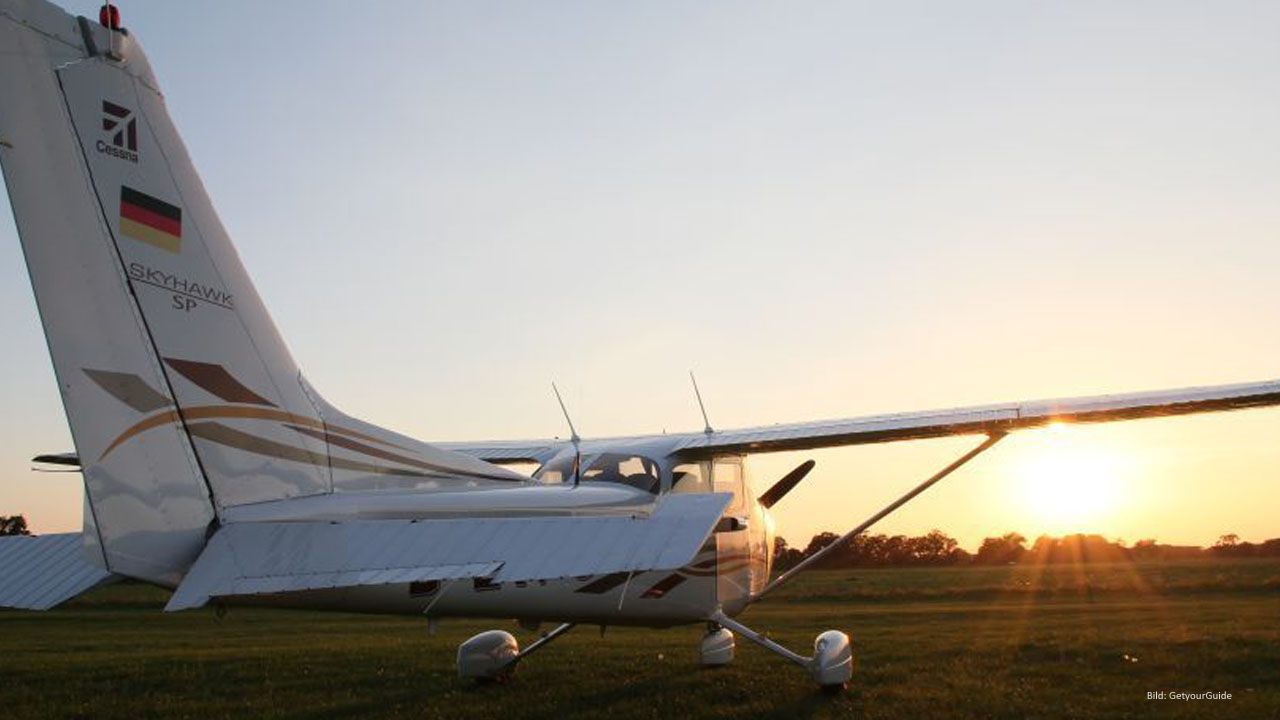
top-left (97, 100), bottom-right (138, 163)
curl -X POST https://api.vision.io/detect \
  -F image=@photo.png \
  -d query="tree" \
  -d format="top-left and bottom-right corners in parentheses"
top-left (974, 532), bottom-right (1026, 565)
top-left (1210, 533), bottom-right (1253, 558)
top-left (772, 536), bottom-right (805, 571)
top-left (773, 535), bottom-right (789, 562)
top-left (1130, 538), bottom-right (1160, 561)
top-left (910, 530), bottom-right (962, 565)
top-left (1023, 534), bottom-right (1129, 564)
top-left (881, 535), bottom-right (911, 566)
top-left (803, 531), bottom-right (840, 555)
top-left (0, 515), bottom-right (30, 536)
top-left (802, 531), bottom-right (845, 568)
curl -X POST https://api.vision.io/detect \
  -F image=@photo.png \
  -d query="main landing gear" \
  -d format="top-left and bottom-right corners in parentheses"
top-left (456, 617), bottom-right (852, 691)
top-left (705, 612), bottom-right (853, 692)
top-left (715, 432), bottom-right (1006, 692)
top-left (456, 622), bottom-right (576, 682)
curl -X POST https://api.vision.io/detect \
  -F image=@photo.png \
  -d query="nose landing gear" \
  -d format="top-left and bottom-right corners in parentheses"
top-left (699, 624), bottom-right (735, 666)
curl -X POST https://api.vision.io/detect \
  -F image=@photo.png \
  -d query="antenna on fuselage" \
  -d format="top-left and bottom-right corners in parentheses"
top-left (689, 371), bottom-right (714, 435)
top-left (552, 383), bottom-right (583, 486)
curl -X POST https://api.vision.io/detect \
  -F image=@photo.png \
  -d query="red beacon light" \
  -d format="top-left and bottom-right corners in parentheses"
top-left (99, 3), bottom-right (121, 30)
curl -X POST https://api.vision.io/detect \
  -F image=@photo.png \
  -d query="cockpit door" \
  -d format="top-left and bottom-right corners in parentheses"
top-left (711, 457), bottom-right (753, 611)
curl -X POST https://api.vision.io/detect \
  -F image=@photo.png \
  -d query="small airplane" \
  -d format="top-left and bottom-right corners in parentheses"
top-left (1, 0), bottom-right (1277, 691)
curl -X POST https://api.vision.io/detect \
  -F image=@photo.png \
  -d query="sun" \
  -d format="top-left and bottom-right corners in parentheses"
top-left (1008, 424), bottom-right (1131, 534)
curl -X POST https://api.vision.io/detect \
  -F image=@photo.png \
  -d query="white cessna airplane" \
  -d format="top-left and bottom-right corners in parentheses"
top-left (1, 0), bottom-right (1278, 691)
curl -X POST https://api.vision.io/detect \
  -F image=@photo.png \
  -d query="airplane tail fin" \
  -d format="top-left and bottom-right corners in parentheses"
top-left (0, 1), bottom-right (519, 585)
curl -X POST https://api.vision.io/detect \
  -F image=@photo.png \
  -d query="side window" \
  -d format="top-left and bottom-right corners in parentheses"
top-left (581, 453), bottom-right (661, 494)
top-left (712, 458), bottom-right (746, 513)
top-left (533, 454), bottom-right (576, 484)
top-left (670, 462), bottom-right (710, 494)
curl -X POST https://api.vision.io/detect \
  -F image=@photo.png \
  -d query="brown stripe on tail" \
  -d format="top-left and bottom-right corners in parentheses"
top-left (100, 404), bottom-right (412, 459)
top-left (82, 369), bottom-right (173, 413)
top-left (185, 422), bottom-right (437, 477)
top-left (163, 358), bottom-right (275, 406)
top-left (287, 424), bottom-right (521, 482)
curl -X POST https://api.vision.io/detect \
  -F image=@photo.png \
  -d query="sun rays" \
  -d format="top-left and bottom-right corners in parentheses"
top-left (1006, 423), bottom-right (1136, 536)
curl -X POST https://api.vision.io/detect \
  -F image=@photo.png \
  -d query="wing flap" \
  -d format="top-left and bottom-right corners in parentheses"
top-left (166, 493), bottom-right (730, 611)
top-left (0, 533), bottom-right (117, 610)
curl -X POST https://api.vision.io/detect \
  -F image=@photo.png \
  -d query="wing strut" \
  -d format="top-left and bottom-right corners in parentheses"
top-left (513, 622), bottom-right (576, 665)
top-left (752, 431), bottom-right (1006, 601)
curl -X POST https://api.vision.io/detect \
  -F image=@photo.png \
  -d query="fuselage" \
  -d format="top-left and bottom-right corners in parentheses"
top-left (233, 437), bottom-right (774, 627)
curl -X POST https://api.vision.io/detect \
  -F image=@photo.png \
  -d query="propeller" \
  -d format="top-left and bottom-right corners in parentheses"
top-left (758, 459), bottom-right (816, 509)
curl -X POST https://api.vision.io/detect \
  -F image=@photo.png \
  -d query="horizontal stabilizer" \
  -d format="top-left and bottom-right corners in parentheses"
top-left (166, 493), bottom-right (730, 611)
top-left (0, 534), bottom-right (116, 610)
top-left (31, 452), bottom-right (80, 469)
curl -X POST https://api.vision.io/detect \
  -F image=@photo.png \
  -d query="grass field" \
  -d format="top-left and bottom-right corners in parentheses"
top-left (2, 560), bottom-right (1278, 719)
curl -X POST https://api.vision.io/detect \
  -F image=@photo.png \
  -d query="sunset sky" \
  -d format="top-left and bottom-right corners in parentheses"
top-left (1, 1), bottom-right (1277, 550)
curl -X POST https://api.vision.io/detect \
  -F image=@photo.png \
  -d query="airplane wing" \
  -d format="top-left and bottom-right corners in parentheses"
top-left (435, 440), bottom-right (566, 465)
top-left (673, 378), bottom-right (1280, 457)
top-left (165, 492), bottom-right (729, 611)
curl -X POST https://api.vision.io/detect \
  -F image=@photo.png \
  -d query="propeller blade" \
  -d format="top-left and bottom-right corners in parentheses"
top-left (758, 459), bottom-right (816, 509)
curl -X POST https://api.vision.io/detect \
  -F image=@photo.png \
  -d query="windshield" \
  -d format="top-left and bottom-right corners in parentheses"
top-left (534, 452), bottom-right (661, 494)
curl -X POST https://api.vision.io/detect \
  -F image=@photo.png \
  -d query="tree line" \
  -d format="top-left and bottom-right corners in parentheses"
top-left (773, 530), bottom-right (1280, 570)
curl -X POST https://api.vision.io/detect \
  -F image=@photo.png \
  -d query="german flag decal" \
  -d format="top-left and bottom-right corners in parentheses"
top-left (120, 186), bottom-right (182, 253)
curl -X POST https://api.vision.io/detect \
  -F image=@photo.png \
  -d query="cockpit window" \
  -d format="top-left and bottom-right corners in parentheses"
top-left (670, 462), bottom-right (710, 494)
top-left (713, 458), bottom-right (747, 513)
top-left (534, 453), bottom-right (661, 494)
top-left (534, 455), bottom-right (576, 485)
top-left (582, 454), bottom-right (660, 493)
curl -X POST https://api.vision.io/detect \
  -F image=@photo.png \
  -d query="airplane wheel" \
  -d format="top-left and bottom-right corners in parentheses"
top-left (810, 630), bottom-right (853, 690)
top-left (473, 669), bottom-right (515, 686)
top-left (458, 630), bottom-right (519, 683)
top-left (699, 627), bottom-right (735, 667)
